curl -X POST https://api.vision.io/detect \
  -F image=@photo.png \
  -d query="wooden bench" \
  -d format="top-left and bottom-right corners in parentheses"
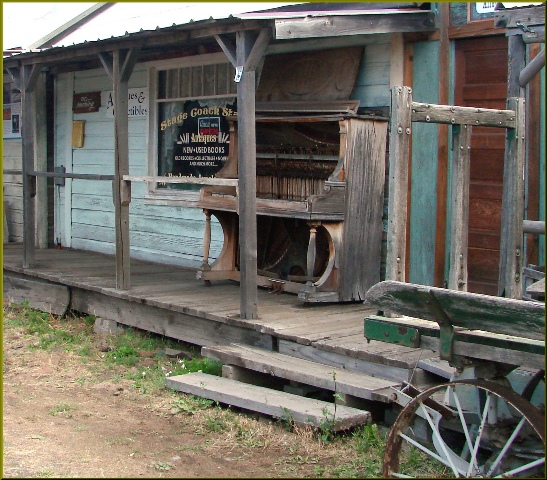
top-left (364, 280), bottom-right (545, 371)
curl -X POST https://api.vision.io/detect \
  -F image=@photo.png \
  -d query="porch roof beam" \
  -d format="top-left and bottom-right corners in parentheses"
top-left (274, 11), bottom-right (435, 40)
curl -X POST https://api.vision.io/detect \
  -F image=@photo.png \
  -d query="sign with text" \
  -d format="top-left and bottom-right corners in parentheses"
top-left (157, 98), bottom-right (236, 188)
top-left (3, 102), bottom-right (21, 139)
top-left (73, 91), bottom-right (101, 113)
top-left (102, 87), bottom-right (148, 117)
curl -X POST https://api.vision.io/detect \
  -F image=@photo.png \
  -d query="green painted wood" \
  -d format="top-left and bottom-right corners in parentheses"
top-left (409, 41), bottom-right (440, 287)
top-left (365, 280), bottom-right (545, 341)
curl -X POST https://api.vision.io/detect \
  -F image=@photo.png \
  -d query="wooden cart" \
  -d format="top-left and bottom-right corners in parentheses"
top-left (364, 280), bottom-right (545, 478)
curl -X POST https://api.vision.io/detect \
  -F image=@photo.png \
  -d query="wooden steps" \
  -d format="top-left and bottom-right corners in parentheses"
top-left (201, 343), bottom-right (398, 402)
top-left (165, 372), bottom-right (371, 431)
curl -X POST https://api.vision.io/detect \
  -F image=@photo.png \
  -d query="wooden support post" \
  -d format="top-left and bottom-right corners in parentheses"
top-left (21, 64), bottom-right (41, 268)
top-left (233, 29), bottom-right (270, 319)
top-left (498, 98), bottom-right (526, 298)
top-left (110, 49), bottom-right (137, 290)
top-left (386, 86), bottom-right (412, 282)
top-left (448, 124), bottom-right (472, 291)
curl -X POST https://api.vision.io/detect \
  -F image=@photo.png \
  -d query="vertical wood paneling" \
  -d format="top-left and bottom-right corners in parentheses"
top-left (408, 41), bottom-right (440, 286)
top-left (58, 65), bottom-right (223, 270)
top-left (341, 118), bottom-right (387, 300)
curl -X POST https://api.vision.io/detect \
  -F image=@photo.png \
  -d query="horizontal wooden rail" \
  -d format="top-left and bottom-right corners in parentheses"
top-left (30, 171), bottom-right (115, 180)
top-left (123, 175), bottom-right (238, 187)
top-left (3, 170), bottom-right (115, 180)
top-left (411, 102), bottom-right (516, 128)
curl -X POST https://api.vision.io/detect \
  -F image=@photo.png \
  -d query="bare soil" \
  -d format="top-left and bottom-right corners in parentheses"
top-left (2, 313), bottom-right (383, 478)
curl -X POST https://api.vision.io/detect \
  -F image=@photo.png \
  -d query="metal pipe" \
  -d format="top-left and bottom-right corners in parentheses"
top-left (523, 220), bottom-right (545, 235)
top-left (519, 49), bottom-right (545, 87)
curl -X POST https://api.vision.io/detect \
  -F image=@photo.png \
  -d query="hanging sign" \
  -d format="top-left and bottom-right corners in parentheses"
top-left (73, 91), bottom-right (101, 113)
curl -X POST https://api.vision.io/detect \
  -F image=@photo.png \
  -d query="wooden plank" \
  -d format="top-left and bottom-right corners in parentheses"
top-left (386, 86), bottom-right (412, 282)
top-left (274, 12), bottom-right (435, 40)
top-left (69, 287), bottom-right (273, 350)
top-left (448, 124), bottom-right (472, 291)
top-left (124, 175), bottom-right (238, 186)
top-left (340, 118), bottom-right (387, 300)
top-left (202, 343), bottom-right (396, 402)
top-left (278, 339), bottom-right (413, 383)
top-left (365, 280), bottom-right (545, 341)
top-left (165, 372), bottom-right (372, 431)
top-left (411, 102), bottom-right (516, 128)
top-left (498, 98), bottom-right (526, 298)
top-left (365, 315), bottom-right (545, 371)
top-left (3, 274), bottom-right (70, 316)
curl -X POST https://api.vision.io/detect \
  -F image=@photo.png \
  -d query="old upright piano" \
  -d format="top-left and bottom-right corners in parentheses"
top-left (196, 100), bottom-right (388, 303)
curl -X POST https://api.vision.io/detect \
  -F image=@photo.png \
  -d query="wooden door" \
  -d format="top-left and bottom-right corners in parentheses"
top-left (454, 36), bottom-right (507, 295)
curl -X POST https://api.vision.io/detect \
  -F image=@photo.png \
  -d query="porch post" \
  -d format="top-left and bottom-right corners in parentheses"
top-left (498, 34), bottom-right (526, 298)
top-left (20, 64), bottom-right (41, 268)
top-left (234, 28), bottom-right (270, 320)
top-left (104, 48), bottom-right (138, 290)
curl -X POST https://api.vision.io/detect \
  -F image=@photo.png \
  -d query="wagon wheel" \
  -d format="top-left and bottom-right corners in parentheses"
top-left (384, 380), bottom-right (545, 478)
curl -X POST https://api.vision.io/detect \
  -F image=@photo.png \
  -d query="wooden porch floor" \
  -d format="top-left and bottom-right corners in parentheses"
top-left (3, 243), bottom-right (437, 381)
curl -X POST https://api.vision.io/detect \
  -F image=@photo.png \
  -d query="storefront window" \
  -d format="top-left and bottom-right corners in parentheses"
top-left (152, 58), bottom-right (237, 192)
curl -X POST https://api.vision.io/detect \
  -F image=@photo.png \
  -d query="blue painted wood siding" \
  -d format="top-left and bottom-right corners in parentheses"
top-left (54, 41), bottom-right (392, 269)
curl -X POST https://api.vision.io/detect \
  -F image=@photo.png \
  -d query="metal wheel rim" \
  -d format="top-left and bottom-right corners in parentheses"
top-left (383, 379), bottom-right (545, 478)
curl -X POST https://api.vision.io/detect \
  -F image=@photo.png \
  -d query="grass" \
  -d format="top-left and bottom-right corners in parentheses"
top-left (3, 301), bottom-right (450, 478)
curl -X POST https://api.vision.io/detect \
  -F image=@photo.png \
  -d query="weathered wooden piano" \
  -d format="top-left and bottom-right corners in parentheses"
top-left (196, 101), bottom-right (388, 303)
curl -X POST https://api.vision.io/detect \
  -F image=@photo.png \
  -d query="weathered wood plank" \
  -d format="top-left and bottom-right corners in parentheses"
top-left (498, 97), bottom-right (526, 298)
top-left (340, 118), bottom-right (387, 300)
top-left (448, 124), bottom-right (472, 291)
top-left (274, 12), bottom-right (435, 40)
top-left (3, 274), bottom-right (70, 316)
top-left (386, 86), bottom-right (412, 282)
top-left (124, 175), bottom-right (238, 186)
top-left (278, 339), bottom-right (415, 383)
top-left (69, 287), bottom-right (273, 350)
top-left (202, 343), bottom-right (396, 402)
top-left (365, 280), bottom-right (545, 341)
top-left (166, 372), bottom-right (372, 431)
top-left (411, 102), bottom-right (516, 128)
top-left (365, 315), bottom-right (545, 370)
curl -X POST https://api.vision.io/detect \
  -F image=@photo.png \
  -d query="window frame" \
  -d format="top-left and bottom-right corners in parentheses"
top-left (146, 52), bottom-right (235, 205)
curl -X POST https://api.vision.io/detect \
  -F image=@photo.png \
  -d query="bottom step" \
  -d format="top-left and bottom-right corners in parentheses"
top-left (166, 372), bottom-right (371, 431)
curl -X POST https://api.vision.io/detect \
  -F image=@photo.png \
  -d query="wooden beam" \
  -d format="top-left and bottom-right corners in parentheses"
top-left (120, 47), bottom-right (140, 83)
top-left (507, 35), bottom-right (526, 98)
top-left (385, 86), bottom-right (412, 283)
top-left (275, 12), bottom-right (436, 40)
top-left (98, 52), bottom-right (113, 81)
top-left (21, 65), bottom-right (39, 268)
top-left (236, 29), bottom-right (270, 320)
top-left (112, 50), bottom-right (131, 290)
top-left (435, 2), bottom-right (449, 289)
top-left (498, 98), bottom-right (526, 298)
top-left (244, 28), bottom-right (271, 72)
top-left (447, 124), bottom-right (472, 291)
top-left (494, 5), bottom-right (545, 30)
top-left (214, 34), bottom-right (237, 68)
top-left (411, 102), bottom-right (516, 128)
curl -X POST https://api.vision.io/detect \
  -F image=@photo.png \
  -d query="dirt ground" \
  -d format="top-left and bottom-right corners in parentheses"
top-left (2, 315), bottom-right (383, 478)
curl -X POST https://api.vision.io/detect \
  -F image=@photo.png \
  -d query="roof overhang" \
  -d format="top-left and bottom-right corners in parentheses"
top-left (3, 5), bottom-right (437, 73)
top-left (274, 10), bottom-right (435, 40)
